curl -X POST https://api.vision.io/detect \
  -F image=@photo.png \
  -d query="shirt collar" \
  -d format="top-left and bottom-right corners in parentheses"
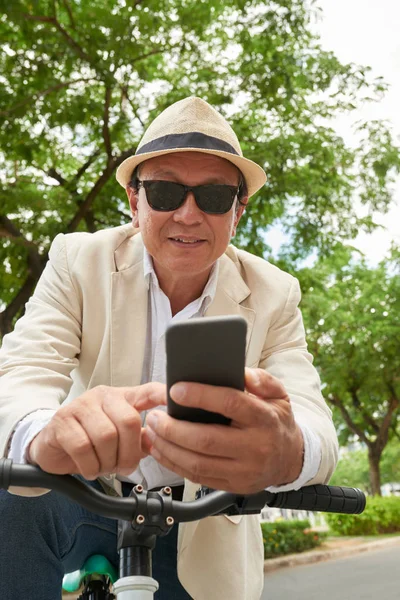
top-left (143, 246), bottom-right (155, 289)
top-left (142, 246), bottom-right (219, 306)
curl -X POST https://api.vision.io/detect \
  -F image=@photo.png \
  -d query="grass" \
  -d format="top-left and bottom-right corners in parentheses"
top-left (360, 532), bottom-right (400, 541)
top-left (327, 532), bottom-right (400, 540)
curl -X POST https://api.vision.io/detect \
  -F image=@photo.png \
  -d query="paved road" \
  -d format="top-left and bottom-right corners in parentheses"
top-left (262, 545), bottom-right (400, 599)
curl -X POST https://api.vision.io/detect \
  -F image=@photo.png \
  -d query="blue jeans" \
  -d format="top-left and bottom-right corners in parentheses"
top-left (0, 478), bottom-right (192, 599)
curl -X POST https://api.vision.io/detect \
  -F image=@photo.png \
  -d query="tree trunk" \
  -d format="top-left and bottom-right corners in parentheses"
top-left (368, 447), bottom-right (382, 496)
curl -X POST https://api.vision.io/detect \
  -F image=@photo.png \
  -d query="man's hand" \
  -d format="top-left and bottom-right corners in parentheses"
top-left (142, 368), bottom-right (304, 495)
top-left (28, 383), bottom-right (166, 480)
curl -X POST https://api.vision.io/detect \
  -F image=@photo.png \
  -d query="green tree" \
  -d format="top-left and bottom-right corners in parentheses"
top-left (1, 0), bottom-right (400, 337)
top-left (380, 437), bottom-right (400, 486)
top-left (299, 246), bottom-right (400, 495)
top-left (329, 448), bottom-right (370, 492)
top-left (330, 438), bottom-right (400, 494)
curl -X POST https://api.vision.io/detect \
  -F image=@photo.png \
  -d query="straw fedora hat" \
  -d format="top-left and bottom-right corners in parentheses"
top-left (116, 97), bottom-right (266, 197)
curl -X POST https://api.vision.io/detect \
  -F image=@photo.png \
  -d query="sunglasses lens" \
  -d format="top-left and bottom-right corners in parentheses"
top-left (141, 181), bottom-right (236, 214)
top-left (196, 185), bottom-right (235, 214)
top-left (143, 181), bottom-right (185, 211)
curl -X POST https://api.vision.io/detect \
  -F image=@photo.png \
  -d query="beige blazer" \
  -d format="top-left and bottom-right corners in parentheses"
top-left (0, 224), bottom-right (338, 599)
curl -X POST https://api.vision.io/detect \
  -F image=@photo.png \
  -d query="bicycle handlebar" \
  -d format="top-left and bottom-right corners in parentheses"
top-left (0, 459), bottom-right (366, 523)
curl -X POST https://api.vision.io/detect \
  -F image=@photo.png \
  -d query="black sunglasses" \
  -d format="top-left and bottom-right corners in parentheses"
top-left (137, 180), bottom-right (239, 215)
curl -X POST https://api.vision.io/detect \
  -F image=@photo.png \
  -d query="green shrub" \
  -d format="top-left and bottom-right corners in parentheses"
top-left (261, 519), bottom-right (327, 559)
top-left (325, 496), bottom-right (400, 536)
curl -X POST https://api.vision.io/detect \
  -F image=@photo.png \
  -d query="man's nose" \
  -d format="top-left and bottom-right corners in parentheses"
top-left (172, 191), bottom-right (204, 224)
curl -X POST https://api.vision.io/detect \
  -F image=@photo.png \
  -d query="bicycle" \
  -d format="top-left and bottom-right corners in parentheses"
top-left (0, 458), bottom-right (366, 599)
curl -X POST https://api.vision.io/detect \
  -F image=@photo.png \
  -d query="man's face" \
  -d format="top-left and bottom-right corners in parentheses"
top-left (126, 152), bottom-right (246, 282)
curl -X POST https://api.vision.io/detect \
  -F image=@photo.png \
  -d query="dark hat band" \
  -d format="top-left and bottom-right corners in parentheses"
top-left (136, 131), bottom-right (240, 157)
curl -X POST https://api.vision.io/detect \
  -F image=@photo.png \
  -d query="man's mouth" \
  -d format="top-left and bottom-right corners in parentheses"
top-left (169, 237), bottom-right (205, 244)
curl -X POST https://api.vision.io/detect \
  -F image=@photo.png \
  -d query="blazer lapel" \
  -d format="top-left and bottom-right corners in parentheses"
top-left (110, 231), bottom-right (148, 387)
top-left (205, 250), bottom-right (256, 358)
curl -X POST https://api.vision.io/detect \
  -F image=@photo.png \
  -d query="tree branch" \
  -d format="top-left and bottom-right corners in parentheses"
top-left (84, 211), bottom-right (97, 233)
top-left (53, 18), bottom-right (94, 63)
top-left (62, 0), bottom-right (76, 29)
top-left (65, 146), bottom-right (137, 232)
top-left (21, 14), bottom-right (54, 23)
top-left (0, 216), bottom-right (43, 276)
top-left (0, 274), bottom-right (38, 337)
top-left (332, 389), bottom-right (399, 457)
top-left (131, 47), bottom-right (169, 64)
top-left (124, 89), bottom-right (145, 128)
top-left (0, 78), bottom-right (95, 117)
top-left (350, 387), bottom-right (379, 433)
top-left (47, 167), bottom-right (67, 186)
top-left (329, 394), bottom-right (370, 445)
top-left (72, 149), bottom-right (102, 184)
top-left (387, 381), bottom-right (399, 402)
top-left (22, 13), bottom-right (93, 64)
top-left (0, 231), bottom-right (38, 252)
top-left (35, 149), bottom-right (101, 191)
top-left (376, 396), bottom-right (400, 453)
top-left (103, 87), bottom-right (113, 159)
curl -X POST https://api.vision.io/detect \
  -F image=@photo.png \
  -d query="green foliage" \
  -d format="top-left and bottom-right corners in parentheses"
top-left (326, 496), bottom-right (400, 536)
top-left (1, 0), bottom-right (400, 334)
top-left (261, 519), bottom-right (327, 558)
top-left (298, 246), bottom-right (400, 493)
top-left (299, 246), bottom-right (400, 440)
top-left (329, 448), bottom-right (371, 492)
top-left (330, 441), bottom-right (400, 494)
top-left (381, 439), bottom-right (400, 485)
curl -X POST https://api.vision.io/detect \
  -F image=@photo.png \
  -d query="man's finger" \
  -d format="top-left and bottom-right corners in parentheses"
top-left (245, 368), bottom-right (289, 401)
top-left (143, 412), bottom-right (247, 457)
top-left (148, 436), bottom-right (238, 482)
top-left (56, 416), bottom-right (101, 480)
top-left (74, 406), bottom-right (119, 475)
top-left (102, 397), bottom-right (143, 473)
top-left (123, 382), bottom-right (167, 411)
top-left (169, 381), bottom-right (267, 427)
top-left (148, 444), bottom-right (234, 491)
top-left (140, 427), bottom-right (153, 456)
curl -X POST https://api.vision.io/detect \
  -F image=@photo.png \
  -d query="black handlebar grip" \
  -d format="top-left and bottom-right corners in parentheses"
top-left (267, 484), bottom-right (366, 514)
top-left (0, 458), bottom-right (12, 490)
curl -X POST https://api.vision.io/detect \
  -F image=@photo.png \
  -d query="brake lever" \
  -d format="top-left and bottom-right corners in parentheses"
top-left (195, 486), bottom-right (270, 516)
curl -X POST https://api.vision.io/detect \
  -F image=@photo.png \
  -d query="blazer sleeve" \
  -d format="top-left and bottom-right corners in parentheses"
top-left (0, 233), bottom-right (82, 493)
top-left (258, 277), bottom-right (339, 485)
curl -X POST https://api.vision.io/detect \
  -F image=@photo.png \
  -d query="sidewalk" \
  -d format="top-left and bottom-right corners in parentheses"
top-left (264, 534), bottom-right (400, 572)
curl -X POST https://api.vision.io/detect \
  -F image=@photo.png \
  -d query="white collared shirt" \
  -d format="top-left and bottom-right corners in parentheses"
top-left (119, 248), bottom-right (220, 489)
top-left (9, 247), bottom-right (321, 492)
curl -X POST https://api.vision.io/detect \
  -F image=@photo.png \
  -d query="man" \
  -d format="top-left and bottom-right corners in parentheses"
top-left (0, 97), bottom-right (338, 599)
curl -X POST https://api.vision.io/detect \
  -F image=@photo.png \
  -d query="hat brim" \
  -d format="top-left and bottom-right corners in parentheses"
top-left (116, 148), bottom-right (266, 198)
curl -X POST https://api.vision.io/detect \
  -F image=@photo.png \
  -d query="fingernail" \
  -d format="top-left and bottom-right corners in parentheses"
top-left (171, 383), bottom-right (186, 402)
top-left (146, 412), bottom-right (158, 429)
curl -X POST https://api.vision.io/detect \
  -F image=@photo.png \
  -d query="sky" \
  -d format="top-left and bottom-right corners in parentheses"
top-left (268, 0), bottom-right (400, 264)
top-left (316, 0), bottom-right (400, 262)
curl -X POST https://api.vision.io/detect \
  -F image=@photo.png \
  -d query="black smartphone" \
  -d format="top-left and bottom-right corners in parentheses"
top-left (166, 316), bottom-right (247, 425)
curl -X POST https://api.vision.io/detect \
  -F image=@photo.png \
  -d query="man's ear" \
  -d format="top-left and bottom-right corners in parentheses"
top-left (126, 186), bottom-right (140, 228)
top-left (231, 198), bottom-right (247, 237)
